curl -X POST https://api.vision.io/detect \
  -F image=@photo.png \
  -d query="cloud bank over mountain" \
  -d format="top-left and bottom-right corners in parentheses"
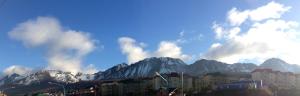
top-left (3, 65), bottom-right (32, 76)
top-left (204, 1), bottom-right (300, 64)
top-left (8, 17), bottom-right (97, 74)
top-left (118, 37), bottom-right (191, 64)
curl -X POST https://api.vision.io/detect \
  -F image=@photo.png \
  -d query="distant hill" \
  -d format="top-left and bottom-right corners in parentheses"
top-left (259, 58), bottom-right (300, 73)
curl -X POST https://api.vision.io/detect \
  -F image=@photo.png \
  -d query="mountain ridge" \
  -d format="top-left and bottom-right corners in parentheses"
top-left (1, 57), bottom-right (299, 87)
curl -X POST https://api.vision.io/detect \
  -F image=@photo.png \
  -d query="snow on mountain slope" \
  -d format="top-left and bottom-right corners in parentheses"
top-left (3, 57), bottom-right (300, 87)
top-left (97, 57), bottom-right (187, 80)
top-left (0, 73), bottom-right (25, 86)
top-left (0, 70), bottom-right (95, 86)
top-left (187, 59), bottom-right (257, 76)
top-left (75, 72), bottom-right (96, 81)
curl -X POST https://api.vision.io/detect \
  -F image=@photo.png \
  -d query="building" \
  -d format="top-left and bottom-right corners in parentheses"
top-left (200, 72), bottom-right (252, 90)
top-left (153, 72), bottom-right (194, 93)
top-left (99, 72), bottom-right (195, 96)
top-left (252, 69), bottom-right (298, 89)
top-left (100, 80), bottom-right (123, 96)
top-left (216, 80), bottom-right (263, 90)
top-left (295, 74), bottom-right (300, 89)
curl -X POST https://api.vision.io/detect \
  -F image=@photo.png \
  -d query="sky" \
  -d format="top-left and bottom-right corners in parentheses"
top-left (1, 0), bottom-right (300, 75)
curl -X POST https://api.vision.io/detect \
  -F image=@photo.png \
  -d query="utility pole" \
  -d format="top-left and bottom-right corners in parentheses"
top-left (181, 72), bottom-right (183, 96)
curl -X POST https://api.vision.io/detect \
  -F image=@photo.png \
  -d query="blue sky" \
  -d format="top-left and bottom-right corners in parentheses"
top-left (1, 0), bottom-right (300, 74)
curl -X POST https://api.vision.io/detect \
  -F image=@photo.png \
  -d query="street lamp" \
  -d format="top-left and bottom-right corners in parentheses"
top-left (89, 86), bottom-right (97, 96)
top-left (155, 72), bottom-right (169, 88)
top-left (48, 82), bottom-right (65, 96)
top-left (169, 88), bottom-right (177, 96)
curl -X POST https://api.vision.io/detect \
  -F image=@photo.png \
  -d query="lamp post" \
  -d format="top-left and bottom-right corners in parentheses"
top-left (90, 86), bottom-right (97, 96)
top-left (48, 82), bottom-right (65, 96)
top-left (169, 88), bottom-right (177, 96)
top-left (155, 72), bottom-right (169, 88)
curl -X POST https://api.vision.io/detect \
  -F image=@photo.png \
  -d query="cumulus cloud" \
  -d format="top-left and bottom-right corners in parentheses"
top-left (227, 8), bottom-right (250, 26)
top-left (227, 1), bottom-right (290, 26)
top-left (118, 37), bottom-right (149, 64)
top-left (204, 1), bottom-right (300, 64)
top-left (118, 37), bottom-right (191, 64)
top-left (3, 65), bottom-right (33, 76)
top-left (155, 41), bottom-right (190, 60)
top-left (8, 17), bottom-right (96, 74)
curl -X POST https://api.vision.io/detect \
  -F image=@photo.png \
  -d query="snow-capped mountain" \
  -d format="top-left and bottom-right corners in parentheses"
top-left (187, 59), bottom-right (257, 76)
top-left (0, 70), bottom-right (95, 87)
top-left (259, 58), bottom-right (300, 73)
top-left (228, 63), bottom-right (258, 72)
top-left (2, 57), bottom-right (300, 87)
top-left (75, 72), bottom-right (96, 81)
top-left (0, 73), bottom-right (25, 86)
top-left (97, 63), bottom-right (128, 79)
top-left (96, 57), bottom-right (187, 80)
top-left (96, 57), bottom-right (258, 80)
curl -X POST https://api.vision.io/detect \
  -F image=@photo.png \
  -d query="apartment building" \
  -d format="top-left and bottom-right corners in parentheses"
top-left (252, 69), bottom-right (298, 89)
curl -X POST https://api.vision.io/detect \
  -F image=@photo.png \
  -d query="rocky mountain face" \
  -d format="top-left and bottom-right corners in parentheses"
top-left (187, 59), bottom-right (257, 76)
top-left (97, 57), bottom-right (187, 80)
top-left (1, 57), bottom-right (299, 87)
top-left (94, 57), bottom-right (258, 80)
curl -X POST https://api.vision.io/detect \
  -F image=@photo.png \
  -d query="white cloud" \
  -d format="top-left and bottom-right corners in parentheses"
top-left (227, 8), bottom-right (249, 26)
top-left (118, 37), bottom-right (191, 64)
top-left (212, 23), bottom-right (241, 39)
top-left (248, 1), bottom-right (291, 21)
top-left (205, 1), bottom-right (300, 64)
top-left (8, 17), bottom-right (61, 47)
top-left (118, 37), bottom-right (149, 64)
top-left (8, 17), bottom-right (97, 74)
top-left (3, 65), bottom-right (32, 76)
top-left (155, 41), bottom-right (191, 61)
top-left (227, 1), bottom-right (290, 26)
top-left (83, 64), bottom-right (98, 74)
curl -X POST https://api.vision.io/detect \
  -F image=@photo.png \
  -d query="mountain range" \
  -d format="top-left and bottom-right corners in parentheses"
top-left (1, 57), bottom-right (300, 89)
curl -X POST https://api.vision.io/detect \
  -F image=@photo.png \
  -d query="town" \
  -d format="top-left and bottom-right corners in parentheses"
top-left (1, 0), bottom-right (300, 96)
top-left (2, 68), bottom-right (300, 96)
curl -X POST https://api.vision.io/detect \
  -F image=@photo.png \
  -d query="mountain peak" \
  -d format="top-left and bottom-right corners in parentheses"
top-left (263, 58), bottom-right (287, 64)
top-left (194, 59), bottom-right (225, 65)
top-left (141, 57), bottom-right (186, 65)
top-left (260, 58), bottom-right (292, 72)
